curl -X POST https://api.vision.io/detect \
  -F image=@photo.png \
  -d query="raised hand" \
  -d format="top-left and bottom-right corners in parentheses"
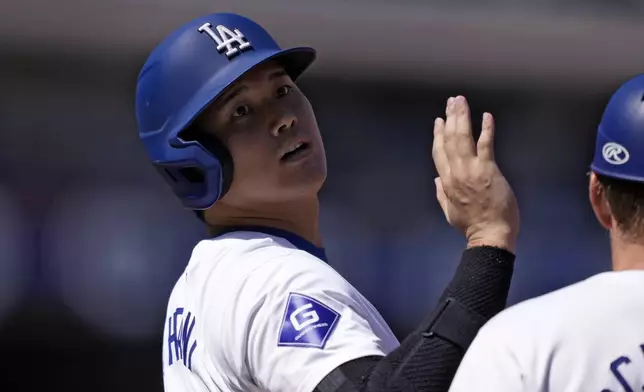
top-left (432, 96), bottom-right (519, 252)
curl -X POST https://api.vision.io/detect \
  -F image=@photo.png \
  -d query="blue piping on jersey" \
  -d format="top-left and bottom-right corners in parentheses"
top-left (214, 226), bottom-right (328, 262)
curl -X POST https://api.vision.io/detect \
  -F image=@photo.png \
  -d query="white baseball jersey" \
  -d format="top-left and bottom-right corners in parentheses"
top-left (448, 270), bottom-right (644, 392)
top-left (161, 227), bottom-right (400, 392)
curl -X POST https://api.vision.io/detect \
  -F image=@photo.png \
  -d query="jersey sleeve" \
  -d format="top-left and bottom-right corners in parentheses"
top-left (234, 252), bottom-right (391, 392)
top-left (447, 313), bottom-right (525, 392)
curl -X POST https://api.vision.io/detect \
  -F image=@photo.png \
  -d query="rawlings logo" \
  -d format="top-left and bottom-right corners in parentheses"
top-left (602, 142), bottom-right (629, 165)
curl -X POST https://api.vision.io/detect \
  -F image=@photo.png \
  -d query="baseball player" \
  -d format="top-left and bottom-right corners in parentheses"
top-left (135, 13), bottom-right (519, 392)
top-left (448, 74), bottom-right (644, 392)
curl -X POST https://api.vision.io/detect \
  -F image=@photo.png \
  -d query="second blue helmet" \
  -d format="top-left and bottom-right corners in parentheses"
top-left (590, 74), bottom-right (644, 182)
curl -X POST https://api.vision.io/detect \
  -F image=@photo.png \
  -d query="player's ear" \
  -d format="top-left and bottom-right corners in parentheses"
top-left (588, 172), bottom-right (612, 230)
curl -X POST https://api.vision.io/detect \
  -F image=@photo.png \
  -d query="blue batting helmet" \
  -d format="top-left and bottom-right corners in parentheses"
top-left (590, 74), bottom-right (644, 182)
top-left (135, 13), bottom-right (316, 210)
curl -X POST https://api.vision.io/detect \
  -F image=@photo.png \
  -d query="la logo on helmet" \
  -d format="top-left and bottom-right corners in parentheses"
top-left (198, 23), bottom-right (253, 59)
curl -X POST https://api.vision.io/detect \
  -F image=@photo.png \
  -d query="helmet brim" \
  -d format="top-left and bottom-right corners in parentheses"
top-left (166, 47), bottom-right (316, 140)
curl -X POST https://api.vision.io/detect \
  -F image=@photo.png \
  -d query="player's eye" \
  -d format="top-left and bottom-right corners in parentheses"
top-left (232, 105), bottom-right (251, 118)
top-left (277, 85), bottom-right (292, 98)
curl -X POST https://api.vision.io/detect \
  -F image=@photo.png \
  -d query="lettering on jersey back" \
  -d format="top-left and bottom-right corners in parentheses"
top-left (278, 293), bottom-right (340, 349)
top-left (167, 307), bottom-right (198, 371)
top-left (601, 343), bottom-right (644, 392)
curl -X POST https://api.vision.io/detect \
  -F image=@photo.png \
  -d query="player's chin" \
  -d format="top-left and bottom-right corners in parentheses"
top-left (279, 157), bottom-right (327, 194)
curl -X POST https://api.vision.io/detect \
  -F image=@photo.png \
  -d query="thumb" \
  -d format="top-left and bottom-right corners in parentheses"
top-left (434, 177), bottom-right (451, 221)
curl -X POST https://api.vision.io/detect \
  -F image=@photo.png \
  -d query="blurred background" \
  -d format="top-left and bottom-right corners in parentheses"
top-left (2, 0), bottom-right (643, 390)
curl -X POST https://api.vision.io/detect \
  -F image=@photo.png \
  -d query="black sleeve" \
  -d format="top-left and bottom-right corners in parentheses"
top-left (313, 245), bottom-right (515, 392)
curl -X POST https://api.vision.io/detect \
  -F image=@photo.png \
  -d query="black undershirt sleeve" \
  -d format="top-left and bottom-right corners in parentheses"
top-left (313, 245), bottom-right (515, 392)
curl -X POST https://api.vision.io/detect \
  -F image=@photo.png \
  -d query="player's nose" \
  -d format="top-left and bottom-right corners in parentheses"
top-left (269, 107), bottom-right (297, 138)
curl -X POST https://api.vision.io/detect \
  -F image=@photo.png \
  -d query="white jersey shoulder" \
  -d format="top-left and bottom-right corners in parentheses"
top-left (449, 270), bottom-right (644, 392)
top-left (162, 230), bottom-right (399, 392)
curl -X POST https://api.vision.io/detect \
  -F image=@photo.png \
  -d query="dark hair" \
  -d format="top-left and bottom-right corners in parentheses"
top-left (597, 173), bottom-right (644, 241)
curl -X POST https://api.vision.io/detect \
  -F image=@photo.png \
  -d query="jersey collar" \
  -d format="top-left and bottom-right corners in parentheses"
top-left (215, 225), bottom-right (328, 262)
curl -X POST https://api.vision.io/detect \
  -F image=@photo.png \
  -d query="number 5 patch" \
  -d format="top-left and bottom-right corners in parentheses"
top-left (278, 293), bottom-right (340, 349)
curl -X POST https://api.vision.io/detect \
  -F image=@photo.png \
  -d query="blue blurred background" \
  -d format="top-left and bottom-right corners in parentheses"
top-left (2, 1), bottom-right (643, 390)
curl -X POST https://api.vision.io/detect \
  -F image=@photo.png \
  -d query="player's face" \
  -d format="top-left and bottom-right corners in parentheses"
top-left (197, 61), bottom-right (327, 206)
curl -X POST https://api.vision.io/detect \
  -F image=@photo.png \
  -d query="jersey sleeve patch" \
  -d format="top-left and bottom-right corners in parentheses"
top-left (277, 293), bottom-right (341, 349)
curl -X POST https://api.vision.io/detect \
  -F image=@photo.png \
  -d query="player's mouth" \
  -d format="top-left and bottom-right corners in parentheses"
top-left (280, 141), bottom-right (311, 162)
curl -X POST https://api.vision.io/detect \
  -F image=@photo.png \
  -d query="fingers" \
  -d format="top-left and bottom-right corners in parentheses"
top-left (443, 97), bottom-right (458, 162)
top-left (477, 112), bottom-right (496, 161)
top-left (434, 96), bottom-right (495, 179)
top-left (432, 117), bottom-right (450, 179)
top-left (454, 96), bottom-right (476, 157)
top-left (443, 96), bottom-right (475, 165)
